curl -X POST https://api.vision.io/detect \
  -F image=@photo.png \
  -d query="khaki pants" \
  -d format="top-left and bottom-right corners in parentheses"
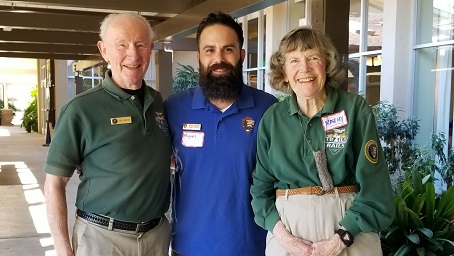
top-left (72, 216), bottom-right (171, 256)
top-left (266, 192), bottom-right (382, 256)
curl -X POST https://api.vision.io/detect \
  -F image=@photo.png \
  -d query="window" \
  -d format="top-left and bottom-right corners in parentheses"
top-left (413, 0), bottom-right (454, 147)
top-left (348, 0), bottom-right (383, 105)
top-left (81, 66), bottom-right (103, 93)
top-left (241, 11), bottom-right (266, 90)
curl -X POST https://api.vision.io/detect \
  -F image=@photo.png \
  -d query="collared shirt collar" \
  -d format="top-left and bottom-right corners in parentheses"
top-left (192, 84), bottom-right (254, 110)
top-left (102, 71), bottom-right (152, 101)
top-left (287, 87), bottom-right (339, 116)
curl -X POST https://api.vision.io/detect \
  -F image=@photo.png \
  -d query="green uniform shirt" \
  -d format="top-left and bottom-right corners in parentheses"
top-left (44, 72), bottom-right (171, 222)
top-left (251, 87), bottom-right (394, 236)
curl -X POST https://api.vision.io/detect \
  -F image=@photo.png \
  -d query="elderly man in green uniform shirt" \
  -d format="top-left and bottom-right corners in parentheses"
top-left (44, 13), bottom-right (171, 256)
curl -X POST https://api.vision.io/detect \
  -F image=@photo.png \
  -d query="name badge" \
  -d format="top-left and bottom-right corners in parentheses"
top-left (183, 123), bottom-right (202, 131)
top-left (321, 110), bottom-right (348, 132)
top-left (181, 131), bottom-right (204, 147)
top-left (110, 116), bottom-right (132, 125)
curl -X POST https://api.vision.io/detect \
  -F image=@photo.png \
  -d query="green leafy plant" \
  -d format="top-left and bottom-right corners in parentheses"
top-left (172, 63), bottom-right (198, 93)
top-left (21, 88), bottom-right (38, 133)
top-left (372, 101), bottom-right (419, 176)
top-left (374, 101), bottom-right (454, 255)
top-left (380, 170), bottom-right (454, 256)
top-left (411, 133), bottom-right (454, 189)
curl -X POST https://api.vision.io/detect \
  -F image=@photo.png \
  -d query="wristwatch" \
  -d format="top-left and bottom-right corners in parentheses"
top-left (335, 229), bottom-right (354, 247)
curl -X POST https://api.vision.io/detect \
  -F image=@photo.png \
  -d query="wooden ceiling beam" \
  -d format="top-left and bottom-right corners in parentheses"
top-left (0, 30), bottom-right (99, 45)
top-left (0, 51), bottom-right (101, 60)
top-left (6, 0), bottom-right (187, 14)
top-left (0, 43), bottom-right (99, 55)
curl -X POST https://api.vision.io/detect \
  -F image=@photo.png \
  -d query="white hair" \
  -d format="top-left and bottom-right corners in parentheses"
top-left (99, 12), bottom-right (155, 41)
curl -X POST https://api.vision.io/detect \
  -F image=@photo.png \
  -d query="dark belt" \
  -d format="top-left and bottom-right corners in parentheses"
top-left (76, 209), bottom-right (161, 233)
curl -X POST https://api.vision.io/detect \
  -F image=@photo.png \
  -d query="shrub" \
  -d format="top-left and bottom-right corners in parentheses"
top-left (22, 88), bottom-right (38, 133)
top-left (372, 101), bottom-right (419, 176)
top-left (374, 101), bottom-right (454, 255)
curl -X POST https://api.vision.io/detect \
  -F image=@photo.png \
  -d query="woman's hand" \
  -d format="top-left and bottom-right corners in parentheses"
top-left (310, 234), bottom-right (346, 256)
top-left (273, 220), bottom-right (313, 256)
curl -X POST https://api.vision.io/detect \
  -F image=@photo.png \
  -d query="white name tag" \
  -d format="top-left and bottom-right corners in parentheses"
top-left (181, 131), bottom-right (205, 147)
top-left (321, 110), bottom-right (348, 132)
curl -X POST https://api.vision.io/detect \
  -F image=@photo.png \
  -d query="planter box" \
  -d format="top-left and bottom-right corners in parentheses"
top-left (1, 109), bottom-right (13, 126)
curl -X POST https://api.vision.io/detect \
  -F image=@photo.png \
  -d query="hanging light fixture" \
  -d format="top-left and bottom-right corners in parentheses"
top-left (366, 55), bottom-right (382, 67)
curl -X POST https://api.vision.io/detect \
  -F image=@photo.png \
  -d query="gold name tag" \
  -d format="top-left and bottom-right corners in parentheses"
top-left (183, 123), bottom-right (202, 131)
top-left (110, 116), bottom-right (132, 125)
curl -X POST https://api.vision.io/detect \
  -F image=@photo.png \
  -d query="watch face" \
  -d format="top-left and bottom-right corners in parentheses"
top-left (343, 231), bottom-right (352, 241)
top-left (336, 229), bottom-right (354, 247)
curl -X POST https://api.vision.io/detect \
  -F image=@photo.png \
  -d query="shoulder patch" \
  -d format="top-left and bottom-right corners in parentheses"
top-left (364, 140), bottom-right (378, 164)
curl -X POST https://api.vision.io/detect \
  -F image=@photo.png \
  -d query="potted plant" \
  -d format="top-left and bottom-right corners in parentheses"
top-left (172, 63), bottom-right (198, 93)
top-left (373, 101), bottom-right (454, 255)
top-left (380, 170), bottom-right (454, 256)
top-left (21, 88), bottom-right (38, 133)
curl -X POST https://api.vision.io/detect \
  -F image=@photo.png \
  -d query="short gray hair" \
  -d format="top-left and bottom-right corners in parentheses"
top-left (269, 27), bottom-right (345, 93)
top-left (99, 12), bottom-right (155, 41)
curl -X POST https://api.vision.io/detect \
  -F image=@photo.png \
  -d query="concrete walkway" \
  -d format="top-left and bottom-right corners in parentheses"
top-left (0, 126), bottom-right (78, 256)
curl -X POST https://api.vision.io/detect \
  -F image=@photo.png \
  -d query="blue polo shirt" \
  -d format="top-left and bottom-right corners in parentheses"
top-left (164, 84), bottom-right (277, 256)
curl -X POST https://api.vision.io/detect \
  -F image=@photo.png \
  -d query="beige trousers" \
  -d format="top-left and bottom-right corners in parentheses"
top-left (266, 192), bottom-right (382, 256)
top-left (72, 215), bottom-right (171, 256)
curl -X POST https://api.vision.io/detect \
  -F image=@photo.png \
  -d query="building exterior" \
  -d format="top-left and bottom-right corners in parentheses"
top-left (27, 0), bottom-right (453, 156)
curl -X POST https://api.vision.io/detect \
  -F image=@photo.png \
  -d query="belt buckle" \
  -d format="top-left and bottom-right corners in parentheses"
top-left (312, 186), bottom-right (325, 195)
top-left (135, 222), bottom-right (146, 233)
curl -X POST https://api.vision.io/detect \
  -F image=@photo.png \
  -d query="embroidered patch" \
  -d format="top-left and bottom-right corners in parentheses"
top-left (326, 128), bottom-right (348, 155)
top-left (364, 140), bottom-right (378, 164)
top-left (242, 117), bottom-right (255, 134)
top-left (321, 110), bottom-right (348, 132)
top-left (155, 112), bottom-right (169, 133)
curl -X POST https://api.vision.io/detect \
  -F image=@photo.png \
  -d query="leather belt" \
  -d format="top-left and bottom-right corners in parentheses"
top-left (76, 209), bottom-right (161, 233)
top-left (276, 185), bottom-right (358, 197)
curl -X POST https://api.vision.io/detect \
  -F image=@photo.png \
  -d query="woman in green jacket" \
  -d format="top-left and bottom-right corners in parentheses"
top-left (250, 27), bottom-right (394, 256)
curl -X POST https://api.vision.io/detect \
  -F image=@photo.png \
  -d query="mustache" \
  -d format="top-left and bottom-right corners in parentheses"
top-left (206, 62), bottom-right (235, 74)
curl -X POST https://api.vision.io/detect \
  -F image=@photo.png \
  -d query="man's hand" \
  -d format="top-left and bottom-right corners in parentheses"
top-left (273, 220), bottom-right (313, 256)
top-left (310, 234), bottom-right (346, 256)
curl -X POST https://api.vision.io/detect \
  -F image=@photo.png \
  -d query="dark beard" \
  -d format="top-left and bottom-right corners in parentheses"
top-left (199, 59), bottom-right (243, 102)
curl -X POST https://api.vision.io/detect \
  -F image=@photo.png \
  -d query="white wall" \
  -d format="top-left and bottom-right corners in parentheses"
top-left (0, 58), bottom-right (38, 110)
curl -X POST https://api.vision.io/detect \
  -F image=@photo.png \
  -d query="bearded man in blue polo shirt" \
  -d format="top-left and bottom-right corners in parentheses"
top-left (164, 11), bottom-right (278, 256)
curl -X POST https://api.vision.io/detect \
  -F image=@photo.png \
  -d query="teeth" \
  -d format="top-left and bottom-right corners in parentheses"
top-left (124, 65), bottom-right (139, 69)
top-left (297, 77), bottom-right (315, 82)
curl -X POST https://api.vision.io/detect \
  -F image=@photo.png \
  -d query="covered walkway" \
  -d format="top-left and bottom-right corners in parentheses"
top-left (0, 125), bottom-right (78, 256)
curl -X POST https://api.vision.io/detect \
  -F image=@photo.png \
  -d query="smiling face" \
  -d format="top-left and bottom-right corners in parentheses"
top-left (97, 15), bottom-right (153, 89)
top-left (284, 48), bottom-right (327, 100)
top-left (197, 24), bottom-right (245, 101)
top-left (197, 24), bottom-right (245, 77)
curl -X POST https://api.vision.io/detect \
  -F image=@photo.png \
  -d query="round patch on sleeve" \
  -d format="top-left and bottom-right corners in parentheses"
top-left (364, 140), bottom-right (378, 164)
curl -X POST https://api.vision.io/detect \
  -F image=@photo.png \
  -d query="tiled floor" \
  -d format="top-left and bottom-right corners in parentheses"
top-left (0, 125), bottom-right (78, 256)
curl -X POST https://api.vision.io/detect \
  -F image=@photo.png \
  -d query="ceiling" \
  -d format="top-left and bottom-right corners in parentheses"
top-left (0, 0), bottom-right (284, 61)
